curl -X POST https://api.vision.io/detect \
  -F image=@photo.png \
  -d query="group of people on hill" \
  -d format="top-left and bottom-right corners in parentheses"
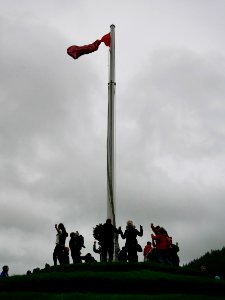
top-left (53, 223), bottom-right (96, 265)
top-left (143, 223), bottom-right (180, 266)
top-left (93, 219), bottom-right (143, 263)
top-left (52, 219), bottom-right (179, 266)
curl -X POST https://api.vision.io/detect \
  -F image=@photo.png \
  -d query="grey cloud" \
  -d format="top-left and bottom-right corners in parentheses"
top-left (1, 0), bottom-right (225, 274)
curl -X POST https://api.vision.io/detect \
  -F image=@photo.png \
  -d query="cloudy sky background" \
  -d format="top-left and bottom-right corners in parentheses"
top-left (1, 0), bottom-right (225, 275)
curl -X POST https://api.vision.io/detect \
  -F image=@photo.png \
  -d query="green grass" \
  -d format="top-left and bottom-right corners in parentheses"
top-left (0, 293), bottom-right (225, 300)
top-left (0, 262), bottom-right (225, 299)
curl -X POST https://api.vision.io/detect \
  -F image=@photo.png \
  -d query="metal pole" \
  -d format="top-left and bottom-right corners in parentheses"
top-left (107, 24), bottom-right (119, 259)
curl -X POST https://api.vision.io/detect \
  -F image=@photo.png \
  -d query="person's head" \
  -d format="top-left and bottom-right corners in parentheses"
top-left (106, 219), bottom-right (111, 224)
top-left (58, 223), bottom-right (65, 231)
top-left (70, 232), bottom-right (75, 238)
top-left (45, 263), bottom-right (50, 269)
top-left (155, 226), bottom-right (161, 233)
top-left (126, 220), bottom-right (134, 227)
top-left (2, 265), bottom-right (9, 273)
top-left (159, 227), bottom-right (168, 235)
top-left (147, 241), bottom-right (151, 246)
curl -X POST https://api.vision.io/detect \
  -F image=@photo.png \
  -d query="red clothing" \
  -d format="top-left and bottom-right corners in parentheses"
top-left (151, 224), bottom-right (160, 234)
top-left (143, 245), bottom-right (152, 257)
top-left (151, 234), bottom-right (168, 250)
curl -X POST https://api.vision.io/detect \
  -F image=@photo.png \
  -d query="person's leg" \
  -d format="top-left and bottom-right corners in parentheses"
top-left (53, 245), bottom-right (59, 266)
top-left (101, 246), bottom-right (107, 262)
top-left (108, 245), bottom-right (114, 262)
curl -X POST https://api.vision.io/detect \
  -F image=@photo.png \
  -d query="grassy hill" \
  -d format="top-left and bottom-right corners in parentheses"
top-left (0, 262), bottom-right (225, 299)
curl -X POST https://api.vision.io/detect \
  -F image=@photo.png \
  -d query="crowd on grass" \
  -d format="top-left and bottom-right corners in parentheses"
top-left (0, 219), bottom-right (180, 277)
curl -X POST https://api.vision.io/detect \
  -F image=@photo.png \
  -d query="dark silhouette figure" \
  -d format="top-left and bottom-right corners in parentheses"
top-left (69, 231), bottom-right (85, 263)
top-left (120, 220), bottom-right (143, 262)
top-left (101, 218), bottom-right (120, 262)
top-left (171, 242), bottom-right (180, 266)
top-left (53, 223), bottom-right (68, 265)
top-left (60, 246), bottom-right (70, 264)
top-left (0, 265), bottom-right (9, 277)
top-left (93, 240), bottom-right (102, 261)
top-left (81, 253), bottom-right (97, 263)
top-left (118, 246), bottom-right (128, 262)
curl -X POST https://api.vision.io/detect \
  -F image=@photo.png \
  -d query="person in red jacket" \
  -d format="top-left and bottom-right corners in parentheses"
top-left (151, 226), bottom-right (171, 264)
top-left (143, 241), bottom-right (152, 261)
top-left (150, 223), bottom-right (161, 235)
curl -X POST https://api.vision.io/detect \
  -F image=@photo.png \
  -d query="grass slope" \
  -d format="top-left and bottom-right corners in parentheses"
top-left (0, 262), bottom-right (225, 299)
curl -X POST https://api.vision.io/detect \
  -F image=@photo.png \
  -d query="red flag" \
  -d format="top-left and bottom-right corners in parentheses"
top-left (101, 33), bottom-right (111, 47)
top-left (67, 33), bottom-right (110, 60)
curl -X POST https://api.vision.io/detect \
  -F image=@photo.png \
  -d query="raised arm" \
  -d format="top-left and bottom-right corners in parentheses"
top-left (137, 225), bottom-right (143, 237)
top-left (119, 227), bottom-right (125, 239)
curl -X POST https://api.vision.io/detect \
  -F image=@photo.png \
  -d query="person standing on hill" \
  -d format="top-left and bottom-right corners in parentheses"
top-left (93, 240), bottom-right (102, 261)
top-left (143, 241), bottom-right (152, 261)
top-left (53, 223), bottom-right (68, 265)
top-left (0, 265), bottom-right (9, 277)
top-left (151, 227), bottom-right (171, 264)
top-left (69, 231), bottom-right (85, 263)
top-left (120, 220), bottom-right (143, 262)
top-left (170, 241), bottom-right (180, 266)
top-left (101, 218), bottom-right (120, 262)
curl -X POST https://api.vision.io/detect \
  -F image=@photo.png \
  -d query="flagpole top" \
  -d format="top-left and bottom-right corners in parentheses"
top-left (110, 24), bottom-right (115, 28)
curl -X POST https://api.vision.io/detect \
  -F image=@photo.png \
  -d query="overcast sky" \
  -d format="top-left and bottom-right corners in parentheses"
top-left (1, 0), bottom-right (225, 275)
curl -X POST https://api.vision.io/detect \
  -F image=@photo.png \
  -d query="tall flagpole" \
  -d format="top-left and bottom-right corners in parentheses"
top-left (107, 24), bottom-right (119, 259)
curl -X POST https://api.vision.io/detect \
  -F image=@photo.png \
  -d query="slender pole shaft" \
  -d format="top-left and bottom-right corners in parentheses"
top-left (107, 25), bottom-right (118, 259)
top-left (107, 24), bottom-right (116, 225)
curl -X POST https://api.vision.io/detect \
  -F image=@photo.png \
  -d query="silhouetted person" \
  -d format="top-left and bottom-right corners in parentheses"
top-left (0, 265), bottom-right (9, 277)
top-left (69, 231), bottom-right (85, 263)
top-left (118, 246), bottom-right (128, 262)
top-left (101, 218), bottom-right (120, 262)
top-left (171, 241), bottom-right (180, 266)
top-left (120, 220), bottom-right (143, 262)
top-left (93, 240), bottom-right (102, 261)
top-left (150, 223), bottom-right (161, 235)
top-left (53, 223), bottom-right (68, 265)
top-left (60, 246), bottom-right (70, 264)
top-left (81, 253), bottom-right (97, 263)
